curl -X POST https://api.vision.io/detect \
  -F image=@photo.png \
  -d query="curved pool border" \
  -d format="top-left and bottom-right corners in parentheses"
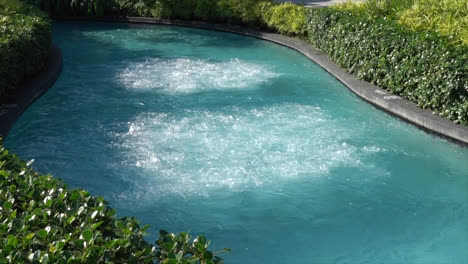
top-left (8, 17), bottom-right (468, 146)
top-left (0, 44), bottom-right (63, 138)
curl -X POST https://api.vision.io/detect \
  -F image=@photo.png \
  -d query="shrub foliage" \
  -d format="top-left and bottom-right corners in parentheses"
top-left (398, 0), bottom-right (468, 46)
top-left (264, 2), bottom-right (306, 36)
top-left (0, 0), bottom-right (51, 96)
top-left (307, 7), bottom-right (468, 124)
top-left (335, 0), bottom-right (468, 47)
top-left (0, 141), bottom-right (229, 263)
top-left (27, 0), bottom-right (307, 36)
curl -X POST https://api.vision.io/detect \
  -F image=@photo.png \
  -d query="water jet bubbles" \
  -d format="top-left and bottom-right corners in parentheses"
top-left (112, 104), bottom-right (365, 200)
top-left (117, 58), bottom-right (280, 94)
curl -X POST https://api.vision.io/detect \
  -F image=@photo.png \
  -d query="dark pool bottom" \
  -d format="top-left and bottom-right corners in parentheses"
top-left (5, 22), bottom-right (468, 263)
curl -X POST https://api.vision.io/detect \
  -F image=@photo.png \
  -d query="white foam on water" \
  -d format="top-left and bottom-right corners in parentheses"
top-left (362, 145), bottom-right (387, 153)
top-left (111, 104), bottom-right (388, 201)
top-left (117, 58), bottom-right (279, 94)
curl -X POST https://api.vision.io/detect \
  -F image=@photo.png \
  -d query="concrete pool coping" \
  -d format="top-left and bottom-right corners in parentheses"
top-left (0, 44), bottom-right (63, 138)
top-left (4, 17), bottom-right (468, 146)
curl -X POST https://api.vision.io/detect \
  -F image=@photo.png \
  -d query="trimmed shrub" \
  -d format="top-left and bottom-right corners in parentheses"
top-left (266, 3), bottom-right (306, 36)
top-left (307, 8), bottom-right (468, 124)
top-left (0, 0), bottom-right (51, 96)
top-left (0, 141), bottom-right (229, 263)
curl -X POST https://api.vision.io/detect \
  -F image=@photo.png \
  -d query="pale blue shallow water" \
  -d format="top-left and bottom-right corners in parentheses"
top-left (5, 22), bottom-right (468, 263)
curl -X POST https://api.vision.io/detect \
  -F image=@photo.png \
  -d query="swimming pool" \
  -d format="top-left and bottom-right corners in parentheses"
top-left (5, 22), bottom-right (468, 263)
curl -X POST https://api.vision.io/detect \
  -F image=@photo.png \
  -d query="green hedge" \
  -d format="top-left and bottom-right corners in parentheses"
top-left (307, 8), bottom-right (468, 125)
top-left (0, 1), bottom-right (51, 96)
top-left (0, 141), bottom-right (229, 263)
top-left (29, 0), bottom-right (307, 36)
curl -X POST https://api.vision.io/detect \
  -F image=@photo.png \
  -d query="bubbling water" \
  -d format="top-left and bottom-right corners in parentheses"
top-left (111, 104), bottom-right (389, 201)
top-left (117, 58), bottom-right (280, 94)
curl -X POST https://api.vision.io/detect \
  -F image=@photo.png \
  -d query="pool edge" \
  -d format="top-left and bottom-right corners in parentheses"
top-left (0, 44), bottom-right (63, 138)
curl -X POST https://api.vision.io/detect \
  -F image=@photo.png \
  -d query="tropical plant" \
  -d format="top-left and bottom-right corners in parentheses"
top-left (398, 0), bottom-right (468, 46)
top-left (335, 0), bottom-right (468, 46)
top-left (362, 0), bottom-right (415, 16)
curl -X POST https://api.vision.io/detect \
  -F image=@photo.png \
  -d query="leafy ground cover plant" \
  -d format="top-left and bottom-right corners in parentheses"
top-left (0, 140), bottom-right (229, 263)
top-left (307, 7), bottom-right (468, 124)
top-left (0, 0), bottom-right (51, 96)
top-left (335, 0), bottom-right (468, 46)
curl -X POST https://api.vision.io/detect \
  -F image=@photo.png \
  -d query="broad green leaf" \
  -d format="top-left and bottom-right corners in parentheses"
top-left (67, 216), bottom-right (76, 224)
top-left (3, 201), bottom-right (12, 210)
top-left (91, 221), bottom-right (104, 230)
top-left (37, 229), bottom-right (48, 239)
top-left (7, 235), bottom-right (18, 248)
top-left (81, 229), bottom-right (93, 241)
top-left (26, 233), bottom-right (35, 240)
top-left (203, 251), bottom-right (213, 259)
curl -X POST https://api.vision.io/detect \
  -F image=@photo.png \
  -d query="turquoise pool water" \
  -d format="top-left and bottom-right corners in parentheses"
top-left (5, 22), bottom-right (468, 263)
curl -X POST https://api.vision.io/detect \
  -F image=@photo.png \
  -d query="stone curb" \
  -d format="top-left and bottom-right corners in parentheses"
top-left (0, 45), bottom-right (63, 138)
